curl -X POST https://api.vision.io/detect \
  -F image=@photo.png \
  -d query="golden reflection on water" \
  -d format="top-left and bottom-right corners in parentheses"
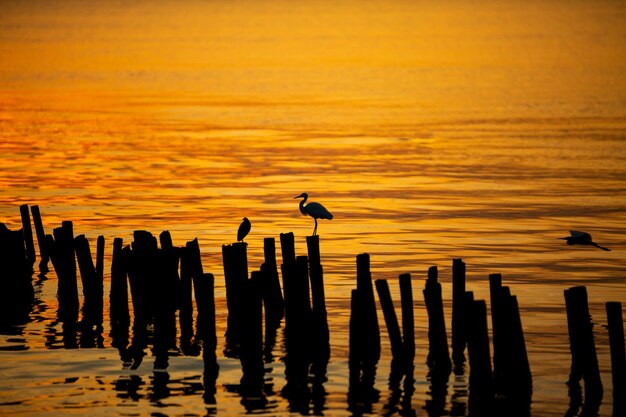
top-left (1, 0), bottom-right (626, 415)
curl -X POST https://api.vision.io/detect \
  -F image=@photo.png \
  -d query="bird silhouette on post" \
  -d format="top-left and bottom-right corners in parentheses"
top-left (294, 192), bottom-right (333, 236)
top-left (559, 230), bottom-right (610, 251)
top-left (237, 217), bottom-right (251, 243)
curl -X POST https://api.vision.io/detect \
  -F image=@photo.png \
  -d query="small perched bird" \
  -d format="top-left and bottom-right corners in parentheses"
top-left (237, 217), bottom-right (251, 243)
top-left (294, 192), bottom-right (333, 236)
top-left (559, 230), bottom-right (610, 251)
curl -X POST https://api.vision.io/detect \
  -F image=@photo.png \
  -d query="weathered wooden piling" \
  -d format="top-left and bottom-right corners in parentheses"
top-left (74, 234), bottom-right (103, 330)
top-left (149, 232), bottom-right (181, 368)
top-left (307, 235), bottom-right (330, 372)
top-left (30, 205), bottom-right (49, 270)
top-left (19, 204), bottom-right (36, 266)
top-left (282, 255), bottom-right (312, 397)
top-left (51, 221), bottom-right (79, 325)
top-left (399, 273), bottom-right (415, 366)
top-left (195, 271), bottom-right (219, 382)
top-left (356, 253), bottom-right (381, 363)
top-left (261, 237), bottom-right (284, 329)
top-left (452, 258), bottom-right (466, 367)
top-left (0, 223), bottom-right (34, 323)
top-left (423, 266), bottom-right (452, 375)
top-left (239, 271), bottom-right (265, 398)
top-left (466, 299), bottom-right (493, 410)
top-left (564, 286), bottom-right (603, 404)
top-left (222, 241), bottom-right (248, 354)
top-left (179, 245), bottom-right (195, 353)
top-left (489, 273), bottom-right (532, 408)
top-left (605, 302), bottom-right (625, 415)
top-left (109, 238), bottom-right (130, 355)
top-left (375, 279), bottom-right (404, 361)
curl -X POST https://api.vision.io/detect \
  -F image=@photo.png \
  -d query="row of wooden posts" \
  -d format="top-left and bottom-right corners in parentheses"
top-left (1, 204), bottom-right (625, 414)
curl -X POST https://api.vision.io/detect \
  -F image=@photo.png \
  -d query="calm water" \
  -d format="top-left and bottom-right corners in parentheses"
top-left (1, 0), bottom-right (626, 415)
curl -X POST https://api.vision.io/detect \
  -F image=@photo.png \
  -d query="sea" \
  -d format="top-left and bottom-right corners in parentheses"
top-left (1, 0), bottom-right (625, 415)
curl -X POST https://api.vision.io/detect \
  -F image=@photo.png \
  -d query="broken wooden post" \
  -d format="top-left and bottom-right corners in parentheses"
top-left (307, 235), bottom-right (330, 375)
top-left (19, 204), bottom-right (36, 267)
top-left (159, 231), bottom-right (180, 356)
top-left (196, 272), bottom-right (219, 383)
top-left (74, 234), bottom-right (99, 332)
top-left (452, 258), bottom-right (466, 368)
top-left (375, 279), bottom-right (404, 361)
top-left (52, 221), bottom-right (79, 326)
top-left (356, 253), bottom-right (381, 363)
top-left (0, 223), bottom-right (34, 323)
top-left (606, 301), bottom-right (625, 416)
top-left (179, 245), bottom-right (194, 354)
top-left (423, 266), bottom-right (451, 375)
top-left (239, 271), bottom-right (265, 399)
top-left (564, 286), bottom-right (603, 404)
top-left (466, 299), bottom-right (493, 413)
top-left (261, 237), bottom-right (284, 328)
top-left (30, 205), bottom-right (49, 271)
top-left (222, 241), bottom-right (248, 355)
top-left (399, 273), bottom-right (415, 367)
top-left (110, 238), bottom-right (130, 362)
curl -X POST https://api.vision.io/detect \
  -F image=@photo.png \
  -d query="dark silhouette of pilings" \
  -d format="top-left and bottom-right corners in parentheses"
top-left (399, 273), bottom-right (415, 367)
top-left (489, 274), bottom-right (532, 408)
top-left (0, 222), bottom-right (35, 324)
top-left (222, 241), bottom-right (248, 355)
top-left (452, 258), bottom-right (466, 368)
top-left (74, 234), bottom-right (104, 335)
top-left (564, 286), bottom-right (603, 407)
top-left (260, 237), bottom-right (284, 358)
top-left (51, 221), bottom-right (80, 329)
top-left (110, 238), bottom-right (130, 362)
top-left (423, 266), bottom-right (452, 376)
top-left (239, 271), bottom-right (265, 399)
top-left (19, 204), bottom-right (36, 267)
top-left (375, 279), bottom-right (404, 361)
top-left (179, 243), bottom-right (195, 354)
top-left (30, 205), bottom-right (49, 271)
top-left (356, 253), bottom-right (381, 363)
top-left (307, 235), bottom-right (330, 376)
top-left (606, 302), bottom-right (625, 417)
top-left (466, 298), bottom-right (493, 415)
top-left (194, 270), bottom-right (219, 403)
top-left (348, 254), bottom-right (381, 414)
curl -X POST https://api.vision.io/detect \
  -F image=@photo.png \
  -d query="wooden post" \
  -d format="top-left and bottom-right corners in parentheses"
top-left (159, 231), bottom-right (180, 354)
top-left (0, 224), bottom-right (34, 322)
top-left (356, 253), bottom-right (380, 363)
top-left (307, 235), bottom-right (330, 371)
top-left (195, 272), bottom-right (218, 372)
top-left (19, 204), bottom-right (36, 266)
top-left (423, 266), bottom-right (451, 375)
top-left (110, 238), bottom-right (130, 328)
top-left (399, 273), bottom-right (415, 366)
top-left (52, 222), bottom-right (79, 325)
top-left (179, 246), bottom-right (195, 354)
top-left (262, 237), bottom-right (284, 327)
top-left (606, 302), bottom-right (625, 415)
top-left (222, 241), bottom-right (248, 354)
top-left (375, 279), bottom-right (404, 361)
top-left (452, 258), bottom-right (466, 366)
top-left (239, 271), bottom-right (265, 398)
top-left (564, 286), bottom-right (603, 404)
top-left (30, 205), bottom-right (49, 271)
top-left (74, 234), bottom-right (98, 330)
top-left (466, 299), bottom-right (493, 411)
top-left (489, 274), bottom-right (505, 386)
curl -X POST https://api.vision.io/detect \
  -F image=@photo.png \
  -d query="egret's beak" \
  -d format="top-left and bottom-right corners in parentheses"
top-left (293, 194), bottom-right (302, 199)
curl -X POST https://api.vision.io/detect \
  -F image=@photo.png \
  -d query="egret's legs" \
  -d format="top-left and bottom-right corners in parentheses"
top-left (313, 218), bottom-right (318, 236)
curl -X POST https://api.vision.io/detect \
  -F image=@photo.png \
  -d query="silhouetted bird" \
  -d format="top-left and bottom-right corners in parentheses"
top-left (294, 192), bottom-right (333, 236)
top-left (237, 217), bottom-right (251, 243)
top-left (559, 230), bottom-right (610, 251)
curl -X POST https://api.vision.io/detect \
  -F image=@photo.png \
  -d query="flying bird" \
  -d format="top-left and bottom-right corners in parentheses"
top-left (559, 230), bottom-right (610, 251)
top-left (294, 192), bottom-right (333, 236)
top-left (237, 217), bottom-right (251, 243)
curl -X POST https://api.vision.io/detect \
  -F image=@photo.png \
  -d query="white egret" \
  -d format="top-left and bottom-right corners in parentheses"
top-left (294, 193), bottom-right (333, 236)
top-left (558, 230), bottom-right (610, 251)
top-left (237, 217), bottom-right (251, 243)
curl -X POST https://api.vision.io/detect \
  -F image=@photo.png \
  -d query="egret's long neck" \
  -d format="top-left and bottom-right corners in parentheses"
top-left (299, 196), bottom-right (307, 215)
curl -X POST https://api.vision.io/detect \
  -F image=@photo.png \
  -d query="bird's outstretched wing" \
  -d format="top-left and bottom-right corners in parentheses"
top-left (570, 230), bottom-right (591, 240)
